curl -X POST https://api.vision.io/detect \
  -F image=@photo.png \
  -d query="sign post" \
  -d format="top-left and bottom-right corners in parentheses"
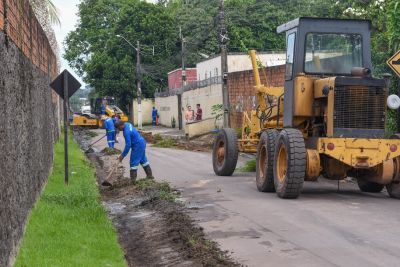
top-left (50, 70), bottom-right (81, 185)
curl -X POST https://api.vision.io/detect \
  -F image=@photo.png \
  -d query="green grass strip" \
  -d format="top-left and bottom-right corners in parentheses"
top-left (14, 135), bottom-right (126, 267)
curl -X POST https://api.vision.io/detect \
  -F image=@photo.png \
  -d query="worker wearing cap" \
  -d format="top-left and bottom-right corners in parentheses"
top-left (115, 121), bottom-right (153, 182)
top-left (104, 117), bottom-right (115, 148)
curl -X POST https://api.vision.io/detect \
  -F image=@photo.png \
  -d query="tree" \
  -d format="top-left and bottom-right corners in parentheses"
top-left (64, 0), bottom-right (178, 110)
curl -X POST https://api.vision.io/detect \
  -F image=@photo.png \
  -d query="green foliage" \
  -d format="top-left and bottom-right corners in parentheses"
top-left (238, 159), bottom-right (256, 172)
top-left (135, 178), bottom-right (176, 201)
top-left (15, 135), bottom-right (125, 267)
top-left (64, 0), bottom-right (178, 111)
top-left (211, 104), bottom-right (223, 127)
top-left (153, 133), bottom-right (163, 143)
top-left (153, 137), bottom-right (177, 148)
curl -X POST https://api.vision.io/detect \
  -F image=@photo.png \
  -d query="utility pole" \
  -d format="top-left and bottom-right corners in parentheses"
top-left (219, 0), bottom-right (230, 127)
top-left (180, 26), bottom-right (187, 87)
top-left (136, 40), bottom-right (143, 130)
top-left (116, 35), bottom-right (143, 129)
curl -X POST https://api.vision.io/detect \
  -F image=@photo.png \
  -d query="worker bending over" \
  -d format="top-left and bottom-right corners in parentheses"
top-left (115, 121), bottom-right (153, 182)
top-left (104, 117), bottom-right (115, 148)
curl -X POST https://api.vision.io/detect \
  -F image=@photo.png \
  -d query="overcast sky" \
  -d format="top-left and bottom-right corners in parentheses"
top-left (52, 0), bottom-right (83, 85)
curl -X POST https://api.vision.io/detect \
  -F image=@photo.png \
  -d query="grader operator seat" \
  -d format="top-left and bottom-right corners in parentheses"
top-left (277, 17), bottom-right (376, 131)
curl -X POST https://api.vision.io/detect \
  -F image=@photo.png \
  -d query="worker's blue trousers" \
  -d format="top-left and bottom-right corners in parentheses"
top-left (106, 131), bottom-right (115, 148)
top-left (130, 140), bottom-right (149, 170)
top-left (152, 116), bottom-right (157, 126)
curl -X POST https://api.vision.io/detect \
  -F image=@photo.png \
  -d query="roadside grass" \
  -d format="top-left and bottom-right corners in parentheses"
top-left (237, 159), bottom-right (256, 172)
top-left (135, 178), bottom-right (177, 201)
top-left (153, 138), bottom-right (177, 148)
top-left (14, 135), bottom-right (126, 267)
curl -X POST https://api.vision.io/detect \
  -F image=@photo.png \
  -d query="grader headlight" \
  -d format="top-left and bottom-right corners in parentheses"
top-left (387, 94), bottom-right (400, 110)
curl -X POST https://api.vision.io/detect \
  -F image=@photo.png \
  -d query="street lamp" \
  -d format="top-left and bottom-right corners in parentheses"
top-left (117, 34), bottom-right (143, 130)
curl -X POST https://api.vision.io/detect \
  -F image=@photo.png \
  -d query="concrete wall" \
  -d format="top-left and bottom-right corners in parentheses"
top-left (184, 118), bottom-right (216, 138)
top-left (228, 64), bottom-right (286, 128)
top-left (181, 83), bottom-right (222, 121)
top-left (133, 98), bottom-right (155, 126)
top-left (0, 1), bottom-right (59, 266)
top-left (196, 53), bottom-right (286, 81)
top-left (155, 95), bottom-right (179, 127)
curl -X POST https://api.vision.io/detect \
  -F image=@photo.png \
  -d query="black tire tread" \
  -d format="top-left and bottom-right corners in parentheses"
top-left (274, 128), bottom-right (306, 199)
top-left (256, 129), bottom-right (278, 192)
top-left (212, 128), bottom-right (239, 176)
top-left (357, 179), bottom-right (384, 193)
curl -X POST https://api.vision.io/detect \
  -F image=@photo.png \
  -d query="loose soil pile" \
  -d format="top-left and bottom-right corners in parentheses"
top-left (74, 129), bottom-right (240, 267)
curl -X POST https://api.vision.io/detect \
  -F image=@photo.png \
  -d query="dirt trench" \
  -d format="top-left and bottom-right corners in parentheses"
top-left (74, 130), bottom-right (240, 267)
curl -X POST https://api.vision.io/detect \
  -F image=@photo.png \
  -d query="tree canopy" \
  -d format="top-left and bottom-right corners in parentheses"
top-left (64, 0), bottom-right (400, 111)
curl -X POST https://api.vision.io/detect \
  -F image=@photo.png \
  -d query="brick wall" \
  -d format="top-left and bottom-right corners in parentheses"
top-left (228, 64), bottom-right (286, 128)
top-left (0, 0), bottom-right (57, 77)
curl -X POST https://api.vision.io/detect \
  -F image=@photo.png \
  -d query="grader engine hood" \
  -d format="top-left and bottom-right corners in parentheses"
top-left (315, 76), bottom-right (388, 139)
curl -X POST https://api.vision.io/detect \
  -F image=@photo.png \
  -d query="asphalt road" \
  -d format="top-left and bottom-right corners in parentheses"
top-left (92, 131), bottom-right (400, 267)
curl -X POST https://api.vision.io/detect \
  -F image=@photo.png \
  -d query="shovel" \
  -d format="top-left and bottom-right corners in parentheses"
top-left (85, 134), bottom-right (106, 153)
top-left (101, 161), bottom-right (119, 187)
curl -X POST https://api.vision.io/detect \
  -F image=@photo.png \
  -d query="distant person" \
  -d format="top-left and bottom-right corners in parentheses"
top-left (112, 115), bottom-right (119, 143)
top-left (115, 121), bottom-right (154, 182)
top-left (152, 107), bottom-right (158, 126)
top-left (195, 104), bottom-right (203, 121)
top-left (104, 117), bottom-right (115, 148)
top-left (101, 103), bottom-right (106, 115)
top-left (185, 106), bottom-right (194, 123)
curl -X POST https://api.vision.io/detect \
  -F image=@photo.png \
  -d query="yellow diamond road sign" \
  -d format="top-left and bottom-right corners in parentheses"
top-left (387, 50), bottom-right (400, 77)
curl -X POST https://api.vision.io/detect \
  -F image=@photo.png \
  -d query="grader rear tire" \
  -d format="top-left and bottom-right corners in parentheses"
top-left (357, 179), bottom-right (384, 193)
top-left (273, 129), bottom-right (306, 199)
top-left (256, 129), bottom-right (278, 192)
top-left (212, 128), bottom-right (239, 176)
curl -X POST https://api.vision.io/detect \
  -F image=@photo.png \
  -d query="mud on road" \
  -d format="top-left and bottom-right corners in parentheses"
top-left (74, 130), bottom-right (239, 267)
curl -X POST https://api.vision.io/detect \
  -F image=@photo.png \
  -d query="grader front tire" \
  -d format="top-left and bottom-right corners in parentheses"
top-left (273, 129), bottom-right (306, 199)
top-left (256, 130), bottom-right (278, 192)
top-left (212, 128), bottom-right (239, 176)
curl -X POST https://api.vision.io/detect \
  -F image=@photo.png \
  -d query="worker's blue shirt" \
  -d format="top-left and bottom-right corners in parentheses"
top-left (104, 118), bottom-right (115, 132)
top-left (152, 109), bottom-right (157, 118)
top-left (121, 122), bottom-right (145, 158)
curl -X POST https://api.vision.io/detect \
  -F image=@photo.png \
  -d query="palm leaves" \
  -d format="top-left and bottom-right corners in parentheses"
top-left (29, 0), bottom-right (60, 26)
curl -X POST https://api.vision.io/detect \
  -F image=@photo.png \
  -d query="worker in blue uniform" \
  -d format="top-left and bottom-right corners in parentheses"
top-left (152, 107), bottom-right (158, 126)
top-left (104, 117), bottom-right (115, 148)
top-left (115, 121), bottom-right (153, 182)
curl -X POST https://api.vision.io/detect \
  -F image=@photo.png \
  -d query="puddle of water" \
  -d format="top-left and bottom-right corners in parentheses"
top-left (186, 203), bottom-right (214, 210)
top-left (105, 202), bottom-right (126, 215)
top-left (129, 210), bottom-right (154, 219)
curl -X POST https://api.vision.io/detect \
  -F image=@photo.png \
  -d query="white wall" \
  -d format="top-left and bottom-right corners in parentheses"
top-left (181, 83), bottom-right (222, 121)
top-left (155, 83), bottom-right (223, 129)
top-left (155, 95), bottom-right (179, 127)
top-left (133, 98), bottom-right (154, 126)
top-left (196, 53), bottom-right (286, 81)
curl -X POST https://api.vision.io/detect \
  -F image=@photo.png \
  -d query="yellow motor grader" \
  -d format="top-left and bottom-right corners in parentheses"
top-left (212, 17), bottom-right (400, 199)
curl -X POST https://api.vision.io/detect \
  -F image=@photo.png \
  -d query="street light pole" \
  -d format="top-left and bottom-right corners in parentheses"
top-left (117, 35), bottom-right (142, 129)
top-left (136, 40), bottom-right (142, 129)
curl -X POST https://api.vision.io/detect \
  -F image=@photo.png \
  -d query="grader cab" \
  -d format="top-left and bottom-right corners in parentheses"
top-left (212, 17), bottom-right (400, 199)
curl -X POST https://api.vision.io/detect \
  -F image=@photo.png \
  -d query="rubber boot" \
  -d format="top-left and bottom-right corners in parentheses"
top-left (130, 169), bottom-right (138, 184)
top-left (143, 165), bottom-right (154, 179)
